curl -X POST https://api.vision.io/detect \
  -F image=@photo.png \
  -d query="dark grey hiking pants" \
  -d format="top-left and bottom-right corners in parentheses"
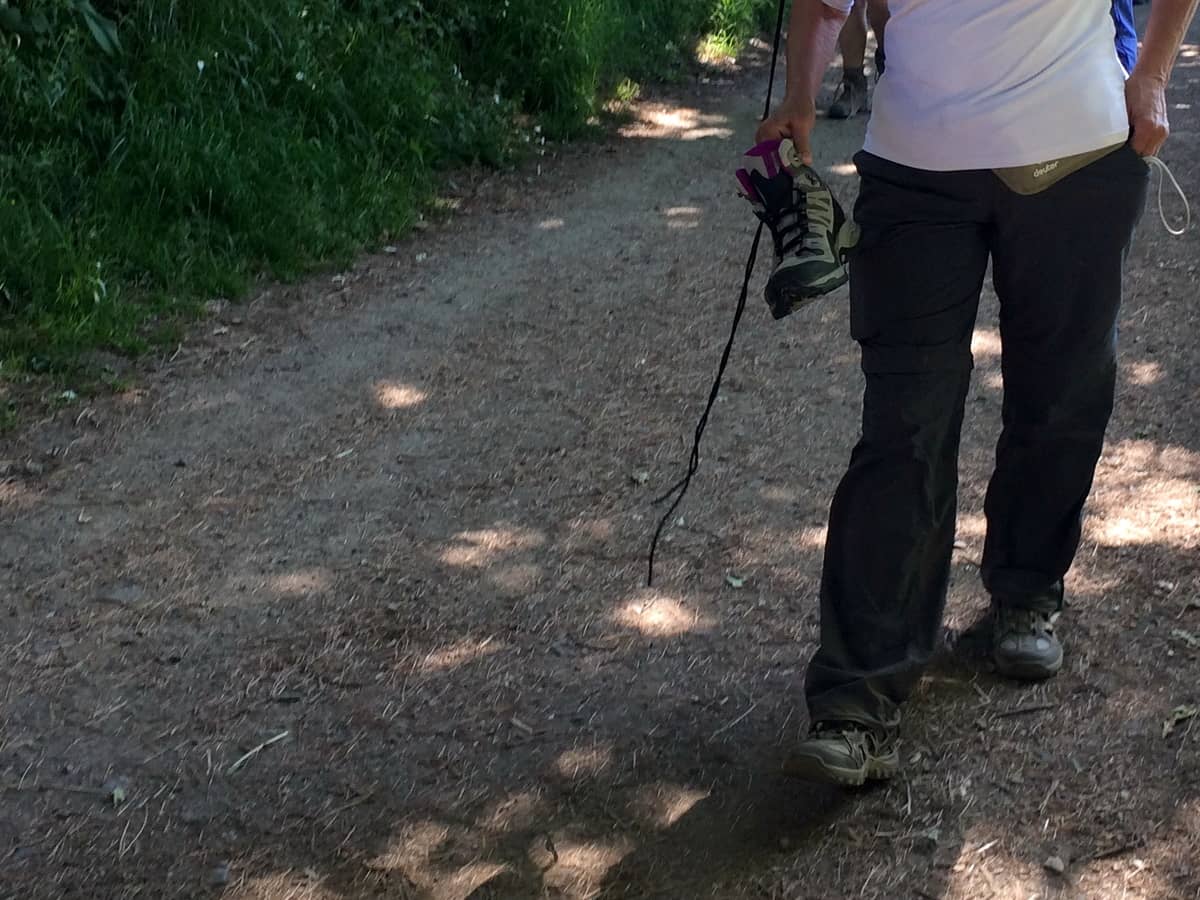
top-left (806, 146), bottom-right (1149, 728)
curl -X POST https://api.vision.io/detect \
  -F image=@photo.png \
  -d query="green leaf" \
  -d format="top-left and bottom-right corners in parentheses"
top-left (725, 573), bottom-right (745, 589)
top-left (75, 1), bottom-right (122, 56)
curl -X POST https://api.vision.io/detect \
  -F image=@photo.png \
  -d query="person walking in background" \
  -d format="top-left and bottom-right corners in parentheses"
top-left (826, 0), bottom-right (889, 119)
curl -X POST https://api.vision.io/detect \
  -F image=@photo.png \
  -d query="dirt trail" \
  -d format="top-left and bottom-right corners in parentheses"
top-left (3, 30), bottom-right (1200, 900)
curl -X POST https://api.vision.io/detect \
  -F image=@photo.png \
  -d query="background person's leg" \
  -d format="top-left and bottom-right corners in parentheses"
top-left (866, 0), bottom-right (889, 77)
top-left (983, 146), bottom-right (1149, 608)
top-left (805, 153), bottom-right (993, 728)
top-left (828, 0), bottom-right (869, 119)
top-left (839, 0), bottom-right (868, 70)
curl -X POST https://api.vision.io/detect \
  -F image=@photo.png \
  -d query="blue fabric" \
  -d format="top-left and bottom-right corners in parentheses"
top-left (1111, 0), bottom-right (1138, 72)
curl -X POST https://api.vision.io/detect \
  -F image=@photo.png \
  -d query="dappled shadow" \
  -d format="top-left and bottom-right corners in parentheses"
top-left (3, 22), bottom-right (1200, 900)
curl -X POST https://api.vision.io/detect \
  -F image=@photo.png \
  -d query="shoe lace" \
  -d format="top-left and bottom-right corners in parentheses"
top-left (772, 192), bottom-right (811, 256)
top-left (772, 185), bottom-right (833, 257)
top-left (1145, 155), bottom-right (1190, 236)
top-left (812, 720), bottom-right (883, 757)
top-left (996, 605), bottom-right (1058, 636)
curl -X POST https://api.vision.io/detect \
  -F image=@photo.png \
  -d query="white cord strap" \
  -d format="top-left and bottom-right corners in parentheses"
top-left (1145, 155), bottom-right (1191, 236)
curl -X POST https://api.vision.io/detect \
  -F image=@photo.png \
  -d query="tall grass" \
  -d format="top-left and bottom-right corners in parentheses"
top-left (0, 0), bottom-right (776, 375)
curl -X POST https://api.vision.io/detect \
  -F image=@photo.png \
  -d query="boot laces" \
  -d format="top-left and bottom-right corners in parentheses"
top-left (812, 720), bottom-right (883, 757)
top-left (773, 195), bottom-right (811, 257)
top-left (772, 186), bottom-right (831, 257)
top-left (996, 605), bottom-right (1057, 636)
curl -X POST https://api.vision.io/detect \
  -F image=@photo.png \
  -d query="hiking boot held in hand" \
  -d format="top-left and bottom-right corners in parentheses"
top-left (992, 604), bottom-right (1063, 680)
top-left (736, 138), bottom-right (858, 319)
top-left (783, 720), bottom-right (899, 786)
top-left (828, 69), bottom-right (869, 119)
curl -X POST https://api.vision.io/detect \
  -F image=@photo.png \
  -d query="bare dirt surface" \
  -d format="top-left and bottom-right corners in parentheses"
top-left (4, 26), bottom-right (1200, 900)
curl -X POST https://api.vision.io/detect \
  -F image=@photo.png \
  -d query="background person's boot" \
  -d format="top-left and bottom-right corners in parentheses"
top-left (828, 68), bottom-right (869, 119)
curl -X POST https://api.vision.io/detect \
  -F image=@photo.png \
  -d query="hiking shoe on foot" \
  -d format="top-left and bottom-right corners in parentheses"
top-left (735, 138), bottom-right (858, 319)
top-left (828, 71), bottom-right (869, 119)
top-left (992, 605), bottom-right (1063, 680)
top-left (783, 720), bottom-right (899, 786)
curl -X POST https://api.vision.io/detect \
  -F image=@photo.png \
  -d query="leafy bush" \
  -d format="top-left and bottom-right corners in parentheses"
top-left (0, 0), bottom-right (776, 373)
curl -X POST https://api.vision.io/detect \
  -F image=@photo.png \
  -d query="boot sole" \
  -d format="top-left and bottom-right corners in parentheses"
top-left (782, 749), bottom-right (899, 787)
top-left (993, 651), bottom-right (1063, 681)
top-left (766, 267), bottom-right (848, 319)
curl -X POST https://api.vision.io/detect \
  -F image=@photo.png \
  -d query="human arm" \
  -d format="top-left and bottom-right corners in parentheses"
top-left (755, 0), bottom-right (852, 164)
top-left (1126, 0), bottom-right (1200, 155)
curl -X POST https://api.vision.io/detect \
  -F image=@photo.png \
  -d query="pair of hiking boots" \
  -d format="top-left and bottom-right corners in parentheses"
top-left (736, 146), bottom-right (1063, 787)
top-left (786, 607), bottom-right (1062, 787)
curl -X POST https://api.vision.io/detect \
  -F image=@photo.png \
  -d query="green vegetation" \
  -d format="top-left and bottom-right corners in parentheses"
top-left (0, 0), bottom-right (776, 376)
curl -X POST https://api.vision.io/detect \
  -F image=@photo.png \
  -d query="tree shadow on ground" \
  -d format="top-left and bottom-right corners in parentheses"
top-left (2, 31), bottom-right (1200, 900)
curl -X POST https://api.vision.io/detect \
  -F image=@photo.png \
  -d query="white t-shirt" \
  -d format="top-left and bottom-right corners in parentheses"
top-left (825, 0), bottom-right (1132, 171)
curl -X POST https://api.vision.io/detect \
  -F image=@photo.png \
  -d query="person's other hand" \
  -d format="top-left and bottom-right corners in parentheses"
top-left (755, 95), bottom-right (817, 164)
top-left (1125, 71), bottom-right (1169, 156)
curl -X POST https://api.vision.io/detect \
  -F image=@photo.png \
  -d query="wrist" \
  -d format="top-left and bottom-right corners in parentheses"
top-left (781, 90), bottom-right (816, 108)
top-left (1130, 65), bottom-right (1169, 86)
top-left (1128, 70), bottom-right (1166, 85)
